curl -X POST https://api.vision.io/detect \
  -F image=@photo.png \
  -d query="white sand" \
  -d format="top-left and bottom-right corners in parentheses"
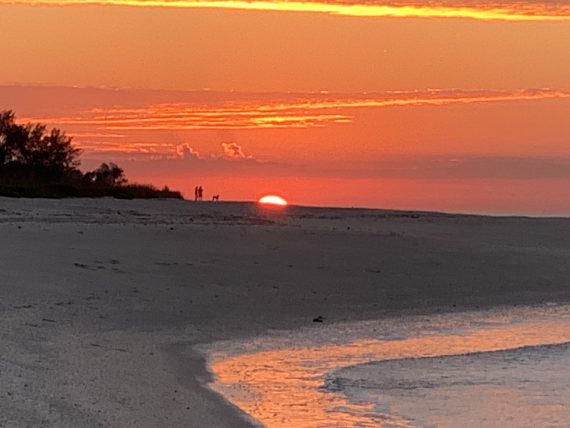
top-left (0, 197), bottom-right (569, 427)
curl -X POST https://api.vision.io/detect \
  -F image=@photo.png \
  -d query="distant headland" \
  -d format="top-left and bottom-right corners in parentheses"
top-left (0, 110), bottom-right (182, 199)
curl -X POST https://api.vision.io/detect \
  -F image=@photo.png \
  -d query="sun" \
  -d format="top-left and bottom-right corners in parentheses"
top-left (258, 195), bottom-right (288, 206)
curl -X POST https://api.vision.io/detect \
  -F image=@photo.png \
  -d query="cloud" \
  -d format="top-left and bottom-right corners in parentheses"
top-left (302, 156), bottom-right (570, 180)
top-left (3, 0), bottom-right (570, 21)
top-left (221, 142), bottom-right (248, 159)
top-left (18, 88), bottom-right (570, 133)
top-left (87, 154), bottom-right (570, 183)
top-left (176, 143), bottom-right (201, 160)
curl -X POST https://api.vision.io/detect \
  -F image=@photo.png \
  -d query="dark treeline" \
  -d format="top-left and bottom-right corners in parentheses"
top-left (0, 111), bottom-right (182, 199)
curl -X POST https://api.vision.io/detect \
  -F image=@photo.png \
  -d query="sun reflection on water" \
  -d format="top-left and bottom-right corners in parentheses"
top-left (205, 306), bottom-right (570, 427)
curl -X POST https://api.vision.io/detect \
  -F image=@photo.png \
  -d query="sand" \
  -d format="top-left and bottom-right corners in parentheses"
top-left (1, 197), bottom-right (569, 427)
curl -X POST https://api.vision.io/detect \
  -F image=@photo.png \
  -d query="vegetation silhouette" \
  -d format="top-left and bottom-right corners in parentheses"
top-left (0, 111), bottom-right (182, 199)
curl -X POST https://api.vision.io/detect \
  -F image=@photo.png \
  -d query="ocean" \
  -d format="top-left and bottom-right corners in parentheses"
top-left (327, 342), bottom-right (570, 427)
top-left (203, 304), bottom-right (570, 427)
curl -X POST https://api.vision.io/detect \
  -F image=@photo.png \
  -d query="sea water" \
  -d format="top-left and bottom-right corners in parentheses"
top-left (203, 304), bottom-right (570, 427)
top-left (327, 342), bottom-right (570, 427)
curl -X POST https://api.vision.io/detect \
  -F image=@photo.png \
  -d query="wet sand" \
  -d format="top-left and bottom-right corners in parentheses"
top-left (205, 305), bottom-right (570, 427)
top-left (1, 197), bottom-right (569, 426)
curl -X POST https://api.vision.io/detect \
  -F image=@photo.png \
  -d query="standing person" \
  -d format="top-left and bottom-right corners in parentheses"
top-left (194, 186), bottom-right (199, 201)
top-left (198, 186), bottom-right (203, 201)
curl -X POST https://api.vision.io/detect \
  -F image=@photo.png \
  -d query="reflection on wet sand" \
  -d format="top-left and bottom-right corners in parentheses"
top-left (206, 306), bottom-right (570, 427)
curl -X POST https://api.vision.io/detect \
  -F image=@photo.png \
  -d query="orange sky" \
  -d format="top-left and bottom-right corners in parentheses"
top-left (0, 2), bottom-right (569, 214)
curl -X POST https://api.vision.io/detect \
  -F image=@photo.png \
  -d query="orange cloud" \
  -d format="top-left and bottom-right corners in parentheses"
top-left (5, 0), bottom-right (570, 21)
top-left (176, 143), bottom-right (201, 160)
top-left (3, 0), bottom-right (570, 21)
top-left (221, 142), bottom-right (248, 159)
top-left (21, 88), bottom-right (570, 133)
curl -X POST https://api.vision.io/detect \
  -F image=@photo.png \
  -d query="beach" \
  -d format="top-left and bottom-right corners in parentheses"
top-left (1, 197), bottom-right (570, 427)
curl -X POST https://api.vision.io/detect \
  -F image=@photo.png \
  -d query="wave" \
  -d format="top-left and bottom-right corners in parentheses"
top-left (326, 341), bottom-right (570, 392)
top-left (204, 304), bottom-right (570, 427)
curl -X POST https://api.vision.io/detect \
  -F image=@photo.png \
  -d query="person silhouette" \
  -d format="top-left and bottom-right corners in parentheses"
top-left (194, 186), bottom-right (199, 201)
top-left (198, 186), bottom-right (203, 201)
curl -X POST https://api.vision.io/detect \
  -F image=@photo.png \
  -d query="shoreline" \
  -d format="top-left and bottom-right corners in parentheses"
top-left (201, 303), bottom-right (570, 427)
top-left (1, 197), bottom-right (570, 426)
top-left (170, 298), bottom-right (570, 428)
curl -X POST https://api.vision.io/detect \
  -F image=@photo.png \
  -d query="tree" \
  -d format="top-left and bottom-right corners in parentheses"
top-left (0, 111), bottom-right (174, 199)
top-left (0, 110), bottom-right (81, 174)
top-left (0, 111), bottom-right (16, 166)
top-left (85, 162), bottom-right (127, 186)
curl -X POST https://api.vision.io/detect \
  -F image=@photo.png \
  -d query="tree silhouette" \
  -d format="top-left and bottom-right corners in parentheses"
top-left (0, 110), bottom-right (80, 174)
top-left (0, 110), bottom-right (182, 199)
top-left (85, 162), bottom-right (127, 186)
top-left (0, 111), bottom-right (16, 166)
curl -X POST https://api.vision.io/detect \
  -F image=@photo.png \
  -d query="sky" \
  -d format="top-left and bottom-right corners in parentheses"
top-left (0, 1), bottom-right (569, 214)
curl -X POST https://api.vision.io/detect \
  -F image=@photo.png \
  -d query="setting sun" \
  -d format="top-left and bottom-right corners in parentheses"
top-left (258, 195), bottom-right (288, 206)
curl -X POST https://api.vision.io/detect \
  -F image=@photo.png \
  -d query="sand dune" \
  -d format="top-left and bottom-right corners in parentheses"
top-left (1, 198), bottom-right (569, 426)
